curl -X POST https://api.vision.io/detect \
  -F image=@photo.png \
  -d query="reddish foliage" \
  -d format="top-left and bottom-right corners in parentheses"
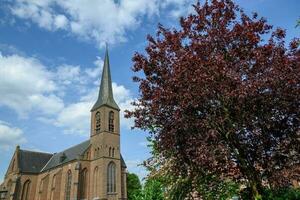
top-left (126, 0), bottom-right (300, 196)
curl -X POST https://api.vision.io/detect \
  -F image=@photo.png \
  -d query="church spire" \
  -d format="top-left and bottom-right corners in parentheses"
top-left (91, 46), bottom-right (119, 111)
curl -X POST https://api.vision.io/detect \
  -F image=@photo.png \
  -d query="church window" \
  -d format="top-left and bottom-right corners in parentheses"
top-left (86, 151), bottom-right (89, 159)
top-left (11, 159), bottom-right (15, 171)
top-left (65, 170), bottom-right (72, 200)
top-left (52, 174), bottom-right (56, 189)
top-left (93, 167), bottom-right (98, 197)
top-left (79, 168), bottom-right (88, 199)
top-left (50, 175), bottom-right (56, 200)
top-left (107, 162), bottom-right (116, 193)
top-left (7, 180), bottom-right (12, 198)
top-left (39, 179), bottom-right (43, 195)
top-left (95, 112), bottom-right (101, 134)
top-left (21, 180), bottom-right (31, 200)
top-left (109, 111), bottom-right (114, 132)
top-left (112, 148), bottom-right (115, 157)
top-left (109, 147), bottom-right (111, 157)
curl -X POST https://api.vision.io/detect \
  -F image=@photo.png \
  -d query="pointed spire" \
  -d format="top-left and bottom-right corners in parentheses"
top-left (91, 46), bottom-right (119, 111)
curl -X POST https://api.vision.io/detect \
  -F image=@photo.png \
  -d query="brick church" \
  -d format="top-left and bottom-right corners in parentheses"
top-left (0, 49), bottom-right (127, 200)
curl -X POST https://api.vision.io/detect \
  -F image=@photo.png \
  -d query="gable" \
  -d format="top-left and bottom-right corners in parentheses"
top-left (5, 148), bottom-right (18, 176)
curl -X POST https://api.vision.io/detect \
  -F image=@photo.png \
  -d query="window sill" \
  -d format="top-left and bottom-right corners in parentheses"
top-left (107, 192), bottom-right (117, 195)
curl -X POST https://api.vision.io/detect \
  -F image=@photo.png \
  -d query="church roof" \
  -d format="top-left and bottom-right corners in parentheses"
top-left (91, 47), bottom-right (120, 111)
top-left (16, 139), bottom-right (126, 173)
top-left (41, 140), bottom-right (90, 172)
top-left (18, 149), bottom-right (53, 173)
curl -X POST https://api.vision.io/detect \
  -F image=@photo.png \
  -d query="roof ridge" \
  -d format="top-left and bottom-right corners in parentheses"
top-left (40, 154), bottom-right (55, 172)
top-left (20, 149), bottom-right (53, 155)
top-left (56, 139), bottom-right (90, 154)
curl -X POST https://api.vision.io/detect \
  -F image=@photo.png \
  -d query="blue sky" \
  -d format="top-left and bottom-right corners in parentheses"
top-left (0, 0), bottom-right (299, 182)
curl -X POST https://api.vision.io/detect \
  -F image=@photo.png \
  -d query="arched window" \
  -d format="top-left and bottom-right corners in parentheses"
top-left (109, 147), bottom-right (111, 157)
top-left (65, 170), bottom-right (72, 200)
top-left (21, 180), bottom-right (31, 200)
top-left (107, 162), bottom-right (116, 193)
top-left (11, 159), bottom-right (15, 171)
top-left (93, 167), bottom-right (98, 197)
top-left (38, 179), bottom-right (43, 200)
top-left (108, 111), bottom-right (114, 132)
top-left (7, 180), bottom-right (12, 197)
top-left (79, 168), bottom-right (88, 199)
top-left (95, 112), bottom-right (101, 134)
top-left (50, 174), bottom-right (56, 200)
top-left (112, 148), bottom-right (115, 157)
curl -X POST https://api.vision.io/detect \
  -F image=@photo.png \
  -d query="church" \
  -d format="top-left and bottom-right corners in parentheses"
top-left (0, 49), bottom-right (127, 200)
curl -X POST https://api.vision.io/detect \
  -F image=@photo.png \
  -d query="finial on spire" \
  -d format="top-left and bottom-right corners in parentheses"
top-left (91, 46), bottom-right (119, 111)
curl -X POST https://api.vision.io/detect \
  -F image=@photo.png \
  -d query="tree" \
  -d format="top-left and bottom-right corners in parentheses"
top-left (141, 178), bottom-right (164, 200)
top-left (127, 173), bottom-right (142, 200)
top-left (126, 0), bottom-right (300, 199)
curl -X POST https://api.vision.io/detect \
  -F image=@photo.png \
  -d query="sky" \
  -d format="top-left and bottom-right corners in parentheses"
top-left (0, 0), bottom-right (299, 183)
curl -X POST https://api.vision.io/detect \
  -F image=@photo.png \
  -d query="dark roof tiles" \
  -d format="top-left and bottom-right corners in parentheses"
top-left (18, 139), bottom-right (126, 173)
top-left (42, 140), bottom-right (90, 172)
top-left (18, 150), bottom-right (53, 173)
top-left (91, 47), bottom-right (119, 111)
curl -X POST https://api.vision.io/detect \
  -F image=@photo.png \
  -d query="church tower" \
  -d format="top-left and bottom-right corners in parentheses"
top-left (90, 47), bottom-right (126, 200)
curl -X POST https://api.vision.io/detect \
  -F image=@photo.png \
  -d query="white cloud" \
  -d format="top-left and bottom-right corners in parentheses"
top-left (54, 14), bottom-right (68, 29)
top-left (85, 56), bottom-right (103, 79)
top-left (0, 53), bottom-right (63, 117)
top-left (0, 120), bottom-right (26, 151)
top-left (55, 101), bottom-right (92, 135)
top-left (55, 82), bottom-right (134, 135)
top-left (0, 52), bottom-right (134, 135)
top-left (9, 0), bottom-right (193, 46)
top-left (56, 64), bottom-right (85, 85)
top-left (29, 94), bottom-right (64, 115)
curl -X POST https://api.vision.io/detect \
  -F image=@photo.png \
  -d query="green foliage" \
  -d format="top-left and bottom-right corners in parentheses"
top-left (141, 179), bottom-right (165, 200)
top-left (240, 187), bottom-right (300, 200)
top-left (127, 174), bottom-right (164, 200)
top-left (196, 177), bottom-right (239, 200)
top-left (127, 173), bottom-right (142, 200)
top-left (165, 173), bottom-right (239, 200)
top-left (261, 188), bottom-right (300, 200)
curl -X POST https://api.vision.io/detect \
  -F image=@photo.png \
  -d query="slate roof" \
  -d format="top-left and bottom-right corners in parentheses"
top-left (91, 47), bottom-right (119, 111)
top-left (120, 155), bottom-right (127, 168)
top-left (41, 140), bottom-right (90, 172)
top-left (18, 139), bottom-right (126, 174)
top-left (18, 150), bottom-right (53, 173)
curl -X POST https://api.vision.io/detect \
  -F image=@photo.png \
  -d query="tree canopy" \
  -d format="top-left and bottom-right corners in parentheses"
top-left (126, 0), bottom-right (300, 199)
top-left (127, 173), bottom-right (142, 200)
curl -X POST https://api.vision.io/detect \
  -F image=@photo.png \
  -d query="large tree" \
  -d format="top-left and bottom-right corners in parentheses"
top-left (126, 0), bottom-right (300, 199)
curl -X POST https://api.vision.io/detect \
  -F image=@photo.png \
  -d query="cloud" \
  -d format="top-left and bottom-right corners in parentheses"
top-left (55, 101), bottom-right (92, 135)
top-left (9, 0), bottom-right (193, 47)
top-left (55, 82), bottom-right (134, 135)
top-left (0, 51), bottom-right (134, 135)
top-left (0, 52), bottom-right (63, 117)
top-left (85, 56), bottom-right (103, 79)
top-left (0, 120), bottom-right (26, 151)
top-left (56, 64), bottom-right (85, 85)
